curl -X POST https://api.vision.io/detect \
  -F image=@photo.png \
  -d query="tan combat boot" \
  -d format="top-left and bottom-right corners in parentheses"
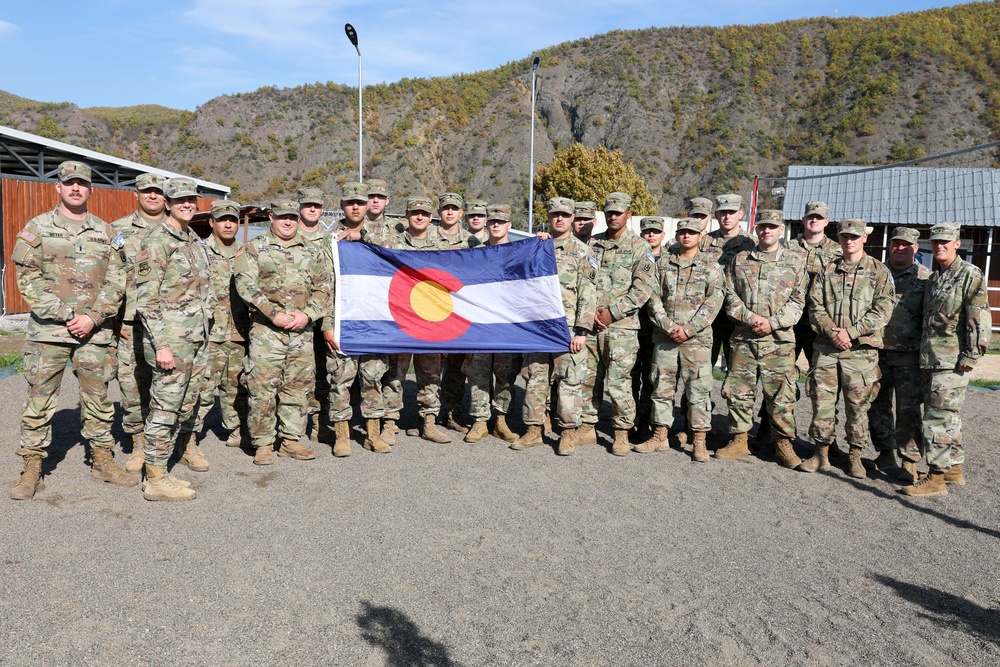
top-left (142, 464), bottom-right (197, 502)
top-left (226, 428), bottom-right (244, 448)
top-left (125, 432), bottom-right (145, 473)
top-left (897, 459), bottom-right (918, 484)
top-left (611, 429), bottom-right (630, 457)
top-left (380, 419), bottom-right (398, 446)
top-left (9, 454), bottom-right (44, 500)
top-left (444, 409), bottom-right (466, 433)
top-left (333, 421), bottom-right (352, 457)
top-left (91, 447), bottom-right (139, 487)
top-left (775, 437), bottom-right (802, 469)
top-left (943, 463), bottom-right (966, 486)
top-left (309, 412), bottom-right (323, 441)
top-left (178, 432), bottom-right (209, 472)
top-left (900, 470), bottom-right (947, 497)
top-left (253, 445), bottom-right (274, 466)
top-left (691, 432), bottom-right (710, 463)
top-left (491, 414), bottom-right (517, 443)
top-left (575, 423), bottom-right (598, 446)
top-left (675, 430), bottom-right (689, 450)
top-left (715, 432), bottom-right (750, 460)
top-left (797, 445), bottom-right (830, 473)
top-left (510, 425), bottom-right (544, 451)
top-left (557, 428), bottom-right (577, 456)
top-left (542, 415), bottom-right (553, 438)
top-left (633, 425), bottom-right (669, 454)
top-left (278, 439), bottom-right (316, 460)
top-left (828, 441), bottom-right (849, 463)
top-left (364, 419), bottom-right (392, 453)
top-left (464, 421), bottom-right (488, 443)
top-left (421, 415), bottom-right (451, 443)
top-left (846, 446), bottom-right (866, 479)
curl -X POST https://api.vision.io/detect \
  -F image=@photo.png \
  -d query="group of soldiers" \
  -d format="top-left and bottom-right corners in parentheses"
top-left (8, 160), bottom-right (992, 503)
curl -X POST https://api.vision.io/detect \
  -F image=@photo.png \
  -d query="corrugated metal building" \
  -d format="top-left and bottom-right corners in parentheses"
top-left (0, 125), bottom-right (230, 314)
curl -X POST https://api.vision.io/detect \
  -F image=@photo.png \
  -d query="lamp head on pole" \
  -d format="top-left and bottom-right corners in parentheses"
top-left (531, 56), bottom-right (540, 72)
top-left (345, 23), bottom-right (360, 54)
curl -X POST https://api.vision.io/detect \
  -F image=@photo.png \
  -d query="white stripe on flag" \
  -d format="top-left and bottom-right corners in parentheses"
top-left (339, 274), bottom-right (565, 323)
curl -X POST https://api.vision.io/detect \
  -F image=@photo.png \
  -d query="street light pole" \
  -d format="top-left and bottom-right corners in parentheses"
top-left (345, 23), bottom-right (362, 181)
top-left (527, 56), bottom-right (540, 234)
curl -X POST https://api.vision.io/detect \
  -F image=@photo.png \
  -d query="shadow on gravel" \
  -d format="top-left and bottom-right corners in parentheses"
top-left (40, 408), bottom-right (86, 474)
top-left (357, 600), bottom-right (461, 666)
top-left (818, 470), bottom-right (1000, 540)
top-left (873, 575), bottom-right (1000, 646)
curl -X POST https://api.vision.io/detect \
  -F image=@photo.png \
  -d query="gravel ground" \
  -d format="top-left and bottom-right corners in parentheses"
top-left (0, 371), bottom-right (998, 666)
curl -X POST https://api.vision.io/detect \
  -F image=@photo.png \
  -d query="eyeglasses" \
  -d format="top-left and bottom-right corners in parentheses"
top-left (487, 220), bottom-right (509, 226)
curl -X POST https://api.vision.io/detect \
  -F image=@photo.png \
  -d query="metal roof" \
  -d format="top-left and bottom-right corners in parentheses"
top-left (0, 124), bottom-right (229, 197)
top-left (781, 164), bottom-right (1000, 227)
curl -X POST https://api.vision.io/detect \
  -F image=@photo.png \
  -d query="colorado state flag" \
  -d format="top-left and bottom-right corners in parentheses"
top-left (333, 238), bottom-right (571, 354)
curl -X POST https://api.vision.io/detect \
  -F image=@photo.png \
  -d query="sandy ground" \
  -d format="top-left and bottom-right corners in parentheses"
top-left (0, 367), bottom-right (997, 666)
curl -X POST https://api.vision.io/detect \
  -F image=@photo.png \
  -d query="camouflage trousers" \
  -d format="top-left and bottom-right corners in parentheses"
top-left (808, 343), bottom-right (880, 448)
top-left (17, 340), bottom-right (115, 456)
top-left (195, 339), bottom-right (248, 433)
top-left (922, 369), bottom-right (969, 471)
top-left (245, 324), bottom-right (314, 449)
top-left (143, 339), bottom-right (210, 465)
top-left (631, 332), bottom-right (654, 427)
top-left (441, 353), bottom-right (467, 415)
top-left (650, 335), bottom-right (713, 432)
top-left (723, 338), bottom-right (797, 437)
top-left (581, 329), bottom-right (639, 430)
top-left (116, 320), bottom-right (153, 435)
top-left (326, 351), bottom-right (387, 422)
top-left (523, 349), bottom-right (586, 428)
top-left (869, 350), bottom-right (923, 461)
top-left (464, 353), bottom-right (518, 421)
top-left (385, 353), bottom-right (441, 420)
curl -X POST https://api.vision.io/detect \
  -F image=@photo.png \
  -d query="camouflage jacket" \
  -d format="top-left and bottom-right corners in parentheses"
top-left (590, 229), bottom-right (657, 330)
top-left (109, 211), bottom-right (164, 323)
top-left (135, 221), bottom-right (213, 351)
top-left (808, 254), bottom-right (895, 349)
top-left (552, 236), bottom-right (597, 332)
top-left (699, 228), bottom-right (757, 267)
top-left (380, 230), bottom-right (451, 251)
top-left (204, 235), bottom-right (249, 343)
top-left (435, 226), bottom-right (481, 250)
top-left (921, 256), bottom-right (992, 370)
top-left (469, 228), bottom-right (489, 245)
top-left (649, 249), bottom-right (725, 345)
top-left (725, 246), bottom-right (807, 344)
top-left (235, 230), bottom-right (329, 327)
top-left (883, 262), bottom-right (931, 352)
top-left (299, 225), bottom-right (335, 319)
top-left (790, 235), bottom-right (842, 278)
top-left (12, 208), bottom-right (122, 345)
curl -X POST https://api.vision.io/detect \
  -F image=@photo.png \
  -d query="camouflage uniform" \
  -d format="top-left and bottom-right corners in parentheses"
top-left (700, 228), bottom-right (756, 367)
top-left (808, 250), bottom-right (895, 451)
top-left (790, 234), bottom-right (842, 364)
top-left (236, 223), bottom-right (329, 449)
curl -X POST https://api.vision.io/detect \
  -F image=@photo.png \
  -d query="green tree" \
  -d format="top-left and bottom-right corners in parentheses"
top-left (533, 143), bottom-right (657, 221)
top-left (35, 115), bottom-right (65, 140)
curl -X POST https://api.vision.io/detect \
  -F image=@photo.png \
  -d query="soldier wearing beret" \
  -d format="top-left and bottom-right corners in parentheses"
top-left (10, 161), bottom-right (133, 500)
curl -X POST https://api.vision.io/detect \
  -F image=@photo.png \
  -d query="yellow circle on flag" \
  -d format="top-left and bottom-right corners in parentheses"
top-left (410, 280), bottom-right (453, 322)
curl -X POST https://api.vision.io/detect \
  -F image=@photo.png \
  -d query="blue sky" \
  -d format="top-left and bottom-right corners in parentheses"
top-left (0, 1), bottom-right (966, 111)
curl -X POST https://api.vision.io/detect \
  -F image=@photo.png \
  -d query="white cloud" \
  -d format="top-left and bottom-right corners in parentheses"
top-left (182, 0), bottom-right (347, 48)
top-left (0, 20), bottom-right (19, 36)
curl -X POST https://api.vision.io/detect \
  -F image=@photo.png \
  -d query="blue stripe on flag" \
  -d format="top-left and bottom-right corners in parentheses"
top-left (338, 319), bottom-right (571, 355)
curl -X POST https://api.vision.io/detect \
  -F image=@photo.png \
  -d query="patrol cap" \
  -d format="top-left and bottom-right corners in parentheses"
top-left (366, 179), bottom-right (389, 197)
top-left (929, 222), bottom-right (961, 242)
top-left (574, 201), bottom-right (597, 219)
top-left (438, 192), bottom-right (464, 209)
top-left (804, 201), bottom-right (830, 219)
top-left (405, 196), bottom-right (434, 214)
top-left (640, 216), bottom-right (665, 232)
top-left (547, 197), bottom-right (575, 215)
top-left (341, 182), bottom-right (368, 204)
top-left (211, 199), bottom-right (241, 220)
top-left (297, 186), bottom-right (325, 206)
top-left (270, 199), bottom-right (299, 217)
top-left (837, 218), bottom-right (869, 236)
top-left (135, 173), bottom-right (165, 191)
top-left (890, 227), bottom-right (921, 245)
top-left (688, 197), bottom-right (713, 216)
top-left (755, 209), bottom-right (784, 226)
top-left (715, 193), bottom-right (743, 212)
top-left (465, 198), bottom-right (488, 216)
top-left (675, 217), bottom-right (703, 233)
top-left (58, 161), bottom-right (91, 184)
top-left (604, 192), bottom-right (632, 214)
top-left (164, 177), bottom-right (198, 199)
top-left (487, 204), bottom-right (511, 222)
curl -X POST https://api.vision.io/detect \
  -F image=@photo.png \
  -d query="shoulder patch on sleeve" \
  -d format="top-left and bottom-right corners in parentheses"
top-left (589, 256), bottom-right (599, 270)
top-left (646, 250), bottom-right (656, 263)
top-left (111, 233), bottom-right (125, 250)
top-left (18, 229), bottom-right (41, 247)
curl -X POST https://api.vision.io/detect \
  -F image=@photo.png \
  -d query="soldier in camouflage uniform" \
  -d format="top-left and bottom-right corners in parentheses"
top-left (573, 201), bottom-right (597, 245)
top-left (902, 222), bottom-right (991, 497)
top-left (579, 192), bottom-right (658, 456)
top-left (634, 218), bottom-right (724, 462)
top-left (195, 200), bottom-right (250, 452)
top-left (631, 216), bottom-right (667, 441)
top-left (366, 179), bottom-right (390, 226)
top-left (716, 209), bottom-right (807, 464)
top-left (463, 204), bottom-right (522, 444)
top-left (687, 197), bottom-right (714, 233)
top-left (134, 177), bottom-right (213, 501)
top-left (9, 161), bottom-right (134, 500)
top-left (235, 200), bottom-right (329, 466)
top-left (798, 219), bottom-right (895, 478)
top-left (867, 227), bottom-right (930, 483)
top-left (109, 173), bottom-right (167, 475)
top-left (465, 198), bottom-right (489, 245)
